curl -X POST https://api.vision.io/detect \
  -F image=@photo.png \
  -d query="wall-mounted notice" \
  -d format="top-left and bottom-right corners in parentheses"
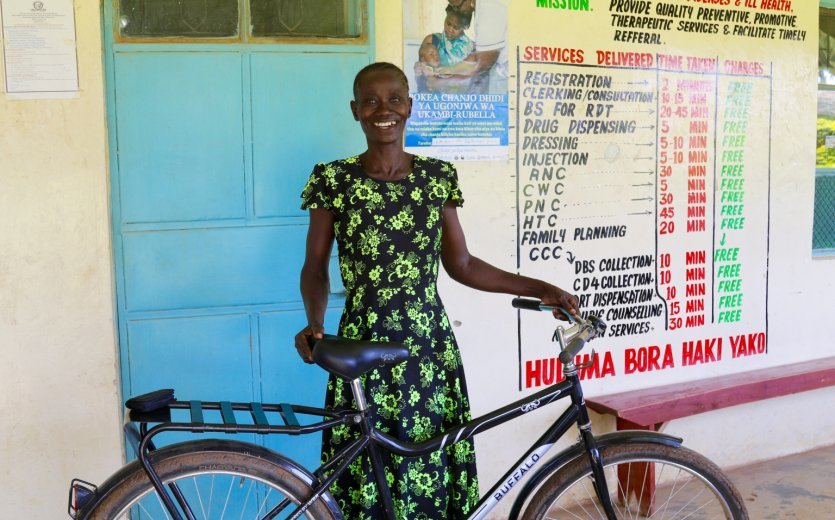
top-left (1, 0), bottom-right (79, 98)
top-left (513, 0), bottom-right (809, 390)
top-left (403, 0), bottom-right (509, 161)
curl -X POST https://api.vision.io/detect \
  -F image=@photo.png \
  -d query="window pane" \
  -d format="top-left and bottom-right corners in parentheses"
top-left (813, 173), bottom-right (835, 250)
top-left (817, 8), bottom-right (835, 252)
top-left (821, 9), bottom-right (835, 84)
top-left (119, 0), bottom-right (238, 38)
top-left (817, 90), bottom-right (835, 168)
top-left (250, 0), bottom-right (362, 38)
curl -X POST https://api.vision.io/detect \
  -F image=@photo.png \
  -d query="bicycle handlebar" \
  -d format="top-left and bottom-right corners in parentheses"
top-left (511, 297), bottom-right (576, 320)
top-left (511, 297), bottom-right (547, 312)
top-left (512, 297), bottom-right (607, 364)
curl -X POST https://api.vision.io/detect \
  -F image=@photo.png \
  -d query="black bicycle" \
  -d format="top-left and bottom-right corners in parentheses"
top-left (69, 298), bottom-right (747, 519)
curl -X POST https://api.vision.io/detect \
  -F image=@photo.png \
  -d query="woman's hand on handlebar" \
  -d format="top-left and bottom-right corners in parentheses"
top-left (294, 325), bottom-right (324, 364)
top-left (541, 285), bottom-right (580, 321)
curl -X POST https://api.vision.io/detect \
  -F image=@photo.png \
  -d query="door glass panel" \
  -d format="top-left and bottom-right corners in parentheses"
top-left (119, 0), bottom-right (238, 38)
top-left (250, 0), bottom-right (362, 38)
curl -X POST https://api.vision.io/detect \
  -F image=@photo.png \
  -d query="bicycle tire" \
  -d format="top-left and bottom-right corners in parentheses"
top-left (522, 442), bottom-right (748, 519)
top-left (83, 439), bottom-right (341, 520)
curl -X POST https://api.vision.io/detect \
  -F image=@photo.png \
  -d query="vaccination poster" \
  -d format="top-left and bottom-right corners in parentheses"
top-left (403, 0), bottom-right (509, 161)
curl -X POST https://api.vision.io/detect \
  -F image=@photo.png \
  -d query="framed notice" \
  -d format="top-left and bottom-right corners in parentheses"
top-left (1, 0), bottom-right (79, 98)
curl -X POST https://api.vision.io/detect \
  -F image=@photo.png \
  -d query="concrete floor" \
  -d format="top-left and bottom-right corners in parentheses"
top-left (726, 443), bottom-right (835, 519)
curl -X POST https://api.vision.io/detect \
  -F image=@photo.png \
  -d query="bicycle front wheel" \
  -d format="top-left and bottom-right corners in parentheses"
top-left (84, 439), bottom-right (341, 520)
top-left (523, 442), bottom-right (747, 519)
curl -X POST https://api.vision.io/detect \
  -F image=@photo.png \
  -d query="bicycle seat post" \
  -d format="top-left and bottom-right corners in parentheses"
top-left (349, 378), bottom-right (368, 412)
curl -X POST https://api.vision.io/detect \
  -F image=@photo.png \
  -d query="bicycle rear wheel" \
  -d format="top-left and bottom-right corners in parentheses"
top-left (523, 442), bottom-right (747, 519)
top-left (84, 439), bottom-right (341, 520)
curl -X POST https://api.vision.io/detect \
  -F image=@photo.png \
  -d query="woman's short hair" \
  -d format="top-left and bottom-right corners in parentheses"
top-left (353, 62), bottom-right (410, 98)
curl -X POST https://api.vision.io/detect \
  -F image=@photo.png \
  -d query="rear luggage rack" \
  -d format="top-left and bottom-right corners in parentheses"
top-left (125, 395), bottom-right (352, 454)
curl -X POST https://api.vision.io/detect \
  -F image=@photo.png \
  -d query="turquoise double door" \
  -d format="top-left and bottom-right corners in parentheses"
top-left (103, 1), bottom-right (373, 468)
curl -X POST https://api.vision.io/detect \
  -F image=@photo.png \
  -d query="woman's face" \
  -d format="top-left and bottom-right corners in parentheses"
top-left (444, 14), bottom-right (467, 41)
top-left (351, 69), bottom-right (412, 145)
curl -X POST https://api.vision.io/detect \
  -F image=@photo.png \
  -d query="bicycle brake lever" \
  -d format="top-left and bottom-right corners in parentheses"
top-left (575, 350), bottom-right (597, 370)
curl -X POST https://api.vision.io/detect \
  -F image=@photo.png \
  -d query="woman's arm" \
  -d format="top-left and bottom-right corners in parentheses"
top-left (440, 202), bottom-right (580, 317)
top-left (428, 51), bottom-right (497, 93)
top-left (435, 50), bottom-right (499, 77)
top-left (295, 207), bottom-right (335, 362)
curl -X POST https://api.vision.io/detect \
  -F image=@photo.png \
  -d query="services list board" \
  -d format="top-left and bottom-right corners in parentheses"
top-left (515, 48), bottom-right (771, 387)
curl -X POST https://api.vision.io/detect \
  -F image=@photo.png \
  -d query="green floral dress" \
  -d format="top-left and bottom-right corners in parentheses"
top-left (301, 155), bottom-right (479, 519)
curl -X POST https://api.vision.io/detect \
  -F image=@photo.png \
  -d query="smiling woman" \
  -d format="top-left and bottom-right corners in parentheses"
top-left (350, 65), bottom-right (414, 157)
top-left (294, 62), bottom-right (579, 519)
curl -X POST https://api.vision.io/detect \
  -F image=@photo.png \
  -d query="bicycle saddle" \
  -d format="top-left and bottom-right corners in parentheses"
top-left (312, 335), bottom-right (409, 380)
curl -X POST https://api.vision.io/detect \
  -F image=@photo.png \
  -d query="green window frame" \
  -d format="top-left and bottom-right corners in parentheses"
top-left (816, 3), bottom-right (835, 255)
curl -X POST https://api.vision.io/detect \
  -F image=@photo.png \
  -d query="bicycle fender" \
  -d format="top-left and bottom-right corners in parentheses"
top-left (507, 429), bottom-right (683, 520)
top-left (78, 439), bottom-right (343, 519)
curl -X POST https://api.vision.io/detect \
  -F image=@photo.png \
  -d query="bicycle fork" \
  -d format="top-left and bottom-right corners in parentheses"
top-left (568, 371), bottom-right (619, 520)
top-left (579, 422), bottom-right (619, 520)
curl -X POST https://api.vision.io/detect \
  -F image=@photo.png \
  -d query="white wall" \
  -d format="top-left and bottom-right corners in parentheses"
top-left (0, 2), bottom-right (123, 517)
top-left (389, 1), bottom-right (835, 518)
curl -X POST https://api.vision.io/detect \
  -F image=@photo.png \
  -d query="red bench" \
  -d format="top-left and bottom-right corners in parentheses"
top-left (585, 356), bottom-right (835, 514)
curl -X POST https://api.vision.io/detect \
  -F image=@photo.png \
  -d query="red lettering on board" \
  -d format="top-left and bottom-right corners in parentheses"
top-left (525, 351), bottom-right (615, 389)
top-left (624, 344), bottom-right (675, 374)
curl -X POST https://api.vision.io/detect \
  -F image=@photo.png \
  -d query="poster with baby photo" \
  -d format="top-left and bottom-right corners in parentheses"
top-left (403, 0), bottom-right (509, 161)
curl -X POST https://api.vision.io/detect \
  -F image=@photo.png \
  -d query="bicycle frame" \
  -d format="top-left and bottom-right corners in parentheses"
top-left (125, 366), bottom-right (618, 520)
top-left (314, 368), bottom-right (617, 520)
